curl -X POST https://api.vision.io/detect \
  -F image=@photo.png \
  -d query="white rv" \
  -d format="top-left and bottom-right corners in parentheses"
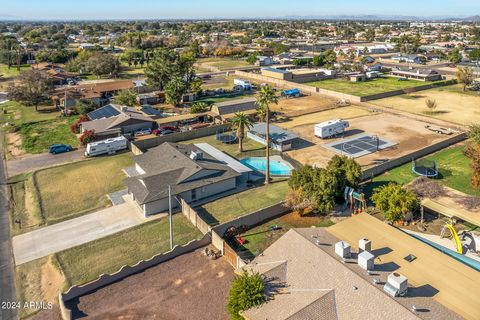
top-left (314, 119), bottom-right (349, 139)
top-left (85, 136), bottom-right (128, 157)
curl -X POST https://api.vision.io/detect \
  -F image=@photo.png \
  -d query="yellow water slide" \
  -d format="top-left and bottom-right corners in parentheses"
top-left (444, 224), bottom-right (463, 254)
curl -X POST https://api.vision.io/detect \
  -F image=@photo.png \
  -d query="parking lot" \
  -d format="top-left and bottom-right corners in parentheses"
top-left (66, 248), bottom-right (234, 320)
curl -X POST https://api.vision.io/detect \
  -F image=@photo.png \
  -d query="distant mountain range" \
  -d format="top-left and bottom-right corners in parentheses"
top-left (283, 14), bottom-right (480, 22)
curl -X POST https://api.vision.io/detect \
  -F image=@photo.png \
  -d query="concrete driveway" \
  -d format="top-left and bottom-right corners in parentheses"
top-left (13, 197), bottom-right (156, 265)
top-left (7, 148), bottom-right (85, 177)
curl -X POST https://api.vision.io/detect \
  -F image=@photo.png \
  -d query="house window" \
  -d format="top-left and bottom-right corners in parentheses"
top-left (191, 188), bottom-right (197, 200)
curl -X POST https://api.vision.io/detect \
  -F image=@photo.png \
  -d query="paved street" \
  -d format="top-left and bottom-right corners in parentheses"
top-left (12, 197), bottom-right (156, 265)
top-left (6, 148), bottom-right (85, 177)
top-left (0, 134), bottom-right (17, 320)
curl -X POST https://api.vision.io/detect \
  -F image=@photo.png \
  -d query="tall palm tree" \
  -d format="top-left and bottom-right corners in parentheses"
top-left (231, 112), bottom-right (253, 153)
top-left (256, 85), bottom-right (278, 185)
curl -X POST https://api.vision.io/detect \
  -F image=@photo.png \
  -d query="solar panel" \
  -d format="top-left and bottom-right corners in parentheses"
top-left (87, 105), bottom-right (121, 120)
top-left (141, 106), bottom-right (162, 115)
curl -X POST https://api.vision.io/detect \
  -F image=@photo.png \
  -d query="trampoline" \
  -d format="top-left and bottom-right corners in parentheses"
top-left (412, 159), bottom-right (438, 178)
top-left (216, 131), bottom-right (237, 144)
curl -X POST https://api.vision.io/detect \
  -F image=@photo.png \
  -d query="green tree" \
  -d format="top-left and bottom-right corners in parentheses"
top-left (113, 89), bottom-right (137, 107)
top-left (323, 49), bottom-right (337, 68)
top-left (227, 272), bottom-right (265, 320)
top-left (372, 183), bottom-right (419, 223)
top-left (468, 123), bottom-right (480, 145)
top-left (144, 48), bottom-right (178, 90)
top-left (86, 53), bottom-right (120, 78)
top-left (165, 77), bottom-right (187, 106)
top-left (469, 47), bottom-right (480, 61)
top-left (247, 52), bottom-right (259, 65)
top-left (74, 99), bottom-right (96, 115)
top-left (448, 48), bottom-right (462, 64)
top-left (7, 70), bottom-right (53, 111)
top-left (456, 66), bottom-right (474, 92)
top-left (231, 112), bottom-right (253, 152)
top-left (326, 155), bottom-right (362, 196)
top-left (256, 85), bottom-right (278, 185)
top-left (190, 102), bottom-right (208, 114)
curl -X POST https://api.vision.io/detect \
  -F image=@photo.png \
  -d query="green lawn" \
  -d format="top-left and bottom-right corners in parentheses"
top-left (1, 101), bottom-right (59, 125)
top-left (366, 146), bottom-right (479, 197)
top-left (238, 211), bottom-right (334, 258)
top-left (0, 64), bottom-right (31, 78)
top-left (17, 116), bottom-right (80, 153)
top-left (195, 92), bottom-right (254, 105)
top-left (182, 134), bottom-right (264, 159)
top-left (306, 77), bottom-right (439, 97)
top-left (196, 180), bottom-right (289, 225)
top-left (56, 214), bottom-right (202, 286)
top-left (34, 153), bottom-right (134, 224)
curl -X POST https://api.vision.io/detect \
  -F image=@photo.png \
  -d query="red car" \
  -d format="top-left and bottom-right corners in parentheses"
top-left (152, 126), bottom-right (179, 135)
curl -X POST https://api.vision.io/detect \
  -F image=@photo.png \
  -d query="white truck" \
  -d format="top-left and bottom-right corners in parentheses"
top-left (314, 119), bottom-right (350, 139)
top-left (233, 79), bottom-right (252, 90)
top-left (85, 136), bottom-right (128, 157)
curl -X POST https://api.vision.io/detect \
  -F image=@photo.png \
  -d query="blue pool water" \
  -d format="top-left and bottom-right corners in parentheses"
top-left (240, 157), bottom-right (292, 176)
top-left (409, 233), bottom-right (480, 272)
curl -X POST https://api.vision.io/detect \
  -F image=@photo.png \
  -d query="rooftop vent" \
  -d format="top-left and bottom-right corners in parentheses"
top-left (190, 150), bottom-right (203, 161)
top-left (358, 250), bottom-right (375, 271)
top-left (383, 272), bottom-right (408, 297)
top-left (358, 238), bottom-right (372, 253)
top-left (335, 241), bottom-right (351, 259)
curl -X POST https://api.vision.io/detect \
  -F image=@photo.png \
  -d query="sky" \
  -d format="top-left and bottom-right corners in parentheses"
top-left (0, 0), bottom-right (479, 20)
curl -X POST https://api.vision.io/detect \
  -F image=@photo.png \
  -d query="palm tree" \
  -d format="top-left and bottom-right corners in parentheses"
top-left (256, 85), bottom-right (279, 185)
top-left (231, 112), bottom-right (253, 153)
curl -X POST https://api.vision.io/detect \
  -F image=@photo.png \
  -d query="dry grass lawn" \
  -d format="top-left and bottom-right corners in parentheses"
top-left (372, 84), bottom-right (480, 125)
top-left (34, 153), bottom-right (133, 224)
top-left (271, 94), bottom-right (340, 117)
top-left (276, 106), bottom-right (370, 129)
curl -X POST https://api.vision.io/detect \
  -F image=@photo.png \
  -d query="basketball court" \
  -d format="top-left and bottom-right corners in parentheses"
top-left (323, 134), bottom-right (397, 158)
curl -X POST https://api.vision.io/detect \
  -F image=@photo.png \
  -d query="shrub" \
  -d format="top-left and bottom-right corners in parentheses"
top-left (190, 102), bottom-right (209, 114)
top-left (227, 272), bottom-right (265, 320)
top-left (70, 115), bottom-right (90, 134)
top-left (409, 177), bottom-right (446, 199)
top-left (79, 129), bottom-right (95, 146)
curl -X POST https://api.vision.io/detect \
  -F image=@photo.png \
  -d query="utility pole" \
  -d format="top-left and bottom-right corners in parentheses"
top-left (168, 184), bottom-right (173, 250)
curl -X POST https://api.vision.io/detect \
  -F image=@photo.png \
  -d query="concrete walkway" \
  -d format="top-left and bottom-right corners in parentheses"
top-left (13, 198), bottom-right (157, 265)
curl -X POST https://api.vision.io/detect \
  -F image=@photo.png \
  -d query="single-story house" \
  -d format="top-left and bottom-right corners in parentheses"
top-left (247, 122), bottom-right (299, 152)
top-left (391, 54), bottom-right (424, 64)
top-left (211, 97), bottom-right (257, 123)
top-left (125, 142), bottom-right (253, 216)
top-left (81, 104), bottom-right (155, 138)
top-left (256, 56), bottom-right (275, 66)
top-left (390, 69), bottom-right (442, 81)
top-left (137, 91), bottom-right (165, 105)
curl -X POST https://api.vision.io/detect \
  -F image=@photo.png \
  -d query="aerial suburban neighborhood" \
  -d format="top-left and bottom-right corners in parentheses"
top-left (1, 1), bottom-right (480, 319)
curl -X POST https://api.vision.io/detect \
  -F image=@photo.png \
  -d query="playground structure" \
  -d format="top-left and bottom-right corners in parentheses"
top-left (412, 158), bottom-right (439, 178)
top-left (440, 222), bottom-right (480, 255)
top-left (343, 186), bottom-right (367, 214)
top-left (216, 129), bottom-right (237, 144)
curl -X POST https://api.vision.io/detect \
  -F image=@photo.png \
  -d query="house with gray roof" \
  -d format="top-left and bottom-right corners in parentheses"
top-left (211, 97), bottom-right (257, 122)
top-left (247, 122), bottom-right (299, 151)
top-left (81, 104), bottom-right (155, 138)
top-left (125, 142), bottom-right (252, 216)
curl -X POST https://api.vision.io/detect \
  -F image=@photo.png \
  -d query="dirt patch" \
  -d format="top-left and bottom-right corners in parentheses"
top-left (271, 94), bottom-right (339, 118)
top-left (24, 180), bottom-right (42, 228)
top-left (66, 248), bottom-right (234, 320)
top-left (283, 112), bottom-right (452, 167)
top-left (40, 256), bottom-right (65, 303)
top-left (7, 132), bottom-right (26, 158)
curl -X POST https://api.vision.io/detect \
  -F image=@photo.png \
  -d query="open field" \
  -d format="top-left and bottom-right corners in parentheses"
top-left (239, 211), bottom-right (334, 258)
top-left (366, 145), bottom-right (479, 197)
top-left (279, 111), bottom-right (453, 167)
top-left (1, 101), bottom-right (60, 124)
top-left (182, 133), bottom-right (264, 158)
top-left (196, 57), bottom-right (250, 71)
top-left (306, 76), bottom-right (433, 97)
top-left (276, 106), bottom-right (370, 130)
top-left (64, 248), bottom-right (233, 320)
top-left (195, 91), bottom-right (255, 105)
top-left (201, 74), bottom-right (234, 90)
top-left (196, 180), bottom-right (289, 225)
top-left (56, 214), bottom-right (202, 286)
top-left (371, 84), bottom-right (480, 125)
top-left (34, 153), bottom-right (133, 225)
top-left (271, 94), bottom-right (340, 117)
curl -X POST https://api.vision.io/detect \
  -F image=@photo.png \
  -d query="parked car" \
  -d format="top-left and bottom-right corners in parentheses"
top-left (160, 126), bottom-right (179, 132)
top-left (49, 144), bottom-right (73, 154)
top-left (134, 128), bottom-right (152, 137)
top-left (160, 129), bottom-right (175, 135)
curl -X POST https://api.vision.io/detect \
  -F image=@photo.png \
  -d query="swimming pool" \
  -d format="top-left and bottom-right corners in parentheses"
top-left (240, 157), bottom-right (293, 176)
